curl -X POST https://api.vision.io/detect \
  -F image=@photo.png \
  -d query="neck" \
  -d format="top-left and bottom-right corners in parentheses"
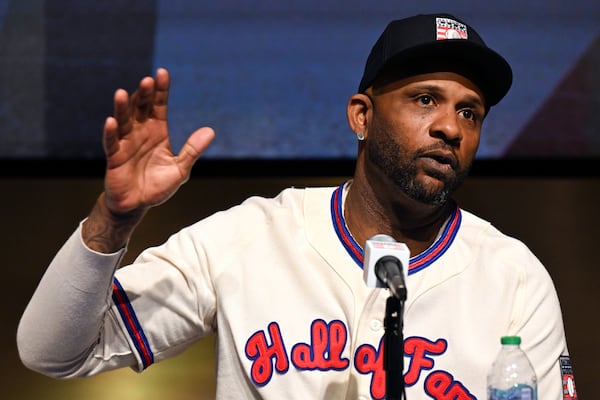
top-left (343, 178), bottom-right (455, 256)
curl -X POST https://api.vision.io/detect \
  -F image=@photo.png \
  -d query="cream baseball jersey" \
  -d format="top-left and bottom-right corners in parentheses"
top-left (19, 182), bottom-right (574, 399)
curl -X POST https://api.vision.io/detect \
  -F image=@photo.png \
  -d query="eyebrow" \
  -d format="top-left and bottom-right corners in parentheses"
top-left (406, 83), bottom-right (485, 109)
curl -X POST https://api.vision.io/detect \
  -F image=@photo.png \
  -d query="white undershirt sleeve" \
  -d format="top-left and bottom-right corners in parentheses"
top-left (16, 222), bottom-right (128, 377)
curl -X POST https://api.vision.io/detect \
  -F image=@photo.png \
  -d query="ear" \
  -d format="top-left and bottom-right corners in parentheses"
top-left (346, 93), bottom-right (373, 140)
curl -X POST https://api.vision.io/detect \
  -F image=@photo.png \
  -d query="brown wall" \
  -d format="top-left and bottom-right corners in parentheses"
top-left (3, 176), bottom-right (598, 399)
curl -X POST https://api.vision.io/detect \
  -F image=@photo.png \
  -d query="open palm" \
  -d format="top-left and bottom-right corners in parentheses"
top-left (102, 68), bottom-right (214, 215)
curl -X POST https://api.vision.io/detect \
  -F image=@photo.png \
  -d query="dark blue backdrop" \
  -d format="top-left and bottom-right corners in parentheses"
top-left (1, 0), bottom-right (599, 164)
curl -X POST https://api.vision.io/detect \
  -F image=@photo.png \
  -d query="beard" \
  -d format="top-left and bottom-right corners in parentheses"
top-left (367, 117), bottom-right (472, 206)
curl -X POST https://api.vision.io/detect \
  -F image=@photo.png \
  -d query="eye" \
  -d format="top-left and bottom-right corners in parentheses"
top-left (461, 109), bottom-right (474, 120)
top-left (459, 108), bottom-right (481, 122)
top-left (417, 95), bottom-right (434, 106)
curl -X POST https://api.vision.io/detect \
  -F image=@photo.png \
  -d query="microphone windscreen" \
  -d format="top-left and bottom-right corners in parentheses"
top-left (363, 234), bottom-right (410, 288)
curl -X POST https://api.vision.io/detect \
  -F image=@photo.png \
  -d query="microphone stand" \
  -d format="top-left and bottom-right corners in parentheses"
top-left (383, 292), bottom-right (406, 400)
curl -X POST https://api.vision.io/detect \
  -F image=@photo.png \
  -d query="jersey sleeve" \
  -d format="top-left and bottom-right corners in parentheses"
top-left (108, 222), bottom-right (218, 371)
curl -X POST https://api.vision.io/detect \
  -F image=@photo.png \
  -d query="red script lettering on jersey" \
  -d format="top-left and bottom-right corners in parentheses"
top-left (244, 319), bottom-right (476, 399)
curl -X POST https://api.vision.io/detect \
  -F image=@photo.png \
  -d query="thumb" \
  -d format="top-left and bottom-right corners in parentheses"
top-left (176, 127), bottom-right (216, 173)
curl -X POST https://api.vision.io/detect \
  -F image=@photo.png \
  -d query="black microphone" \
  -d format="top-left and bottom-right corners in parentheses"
top-left (364, 234), bottom-right (409, 399)
top-left (375, 255), bottom-right (407, 301)
top-left (363, 234), bottom-right (409, 300)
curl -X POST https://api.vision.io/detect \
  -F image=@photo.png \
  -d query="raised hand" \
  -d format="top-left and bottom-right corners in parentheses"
top-left (83, 68), bottom-right (214, 252)
top-left (102, 68), bottom-right (214, 215)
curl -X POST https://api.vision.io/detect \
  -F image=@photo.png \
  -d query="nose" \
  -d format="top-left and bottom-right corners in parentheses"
top-left (430, 108), bottom-right (462, 145)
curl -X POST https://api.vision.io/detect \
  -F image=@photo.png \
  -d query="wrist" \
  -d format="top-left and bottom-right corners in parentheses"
top-left (82, 193), bottom-right (146, 253)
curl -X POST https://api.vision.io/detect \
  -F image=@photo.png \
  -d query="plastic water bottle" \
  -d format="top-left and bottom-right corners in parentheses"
top-left (487, 336), bottom-right (537, 400)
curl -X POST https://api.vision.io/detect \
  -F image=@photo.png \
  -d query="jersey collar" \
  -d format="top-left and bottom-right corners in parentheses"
top-left (330, 182), bottom-right (461, 275)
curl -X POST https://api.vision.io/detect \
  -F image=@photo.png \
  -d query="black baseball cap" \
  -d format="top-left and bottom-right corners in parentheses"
top-left (358, 13), bottom-right (512, 107)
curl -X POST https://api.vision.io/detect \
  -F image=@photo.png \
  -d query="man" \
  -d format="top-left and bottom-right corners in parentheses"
top-left (17, 13), bottom-right (575, 399)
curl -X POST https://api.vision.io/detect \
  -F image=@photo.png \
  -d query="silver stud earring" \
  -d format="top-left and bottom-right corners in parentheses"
top-left (357, 132), bottom-right (365, 141)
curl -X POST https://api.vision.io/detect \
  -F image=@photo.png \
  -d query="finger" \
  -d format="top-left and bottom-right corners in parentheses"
top-left (176, 127), bottom-right (216, 176)
top-left (113, 89), bottom-right (132, 137)
top-left (152, 68), bottom-right (170, 121)
top-left (102, 116), bottom-right (120, 159)
top-left (132, 76), bottom-right (155, 122)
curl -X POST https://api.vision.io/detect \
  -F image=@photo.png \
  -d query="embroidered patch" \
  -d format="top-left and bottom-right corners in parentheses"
top-left (560, 356), bottom-right (577, 399)
top-left (436, 17), bottom-right (468, 40)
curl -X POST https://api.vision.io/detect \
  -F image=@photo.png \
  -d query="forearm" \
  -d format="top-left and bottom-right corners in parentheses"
top-left (17, 225), bottom-right (126, 377)
top-left (82, 192), bottom-right (146, 253)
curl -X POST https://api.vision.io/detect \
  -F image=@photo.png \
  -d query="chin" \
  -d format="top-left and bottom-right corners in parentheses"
top-left (406, 177), bottom-right (454, 206)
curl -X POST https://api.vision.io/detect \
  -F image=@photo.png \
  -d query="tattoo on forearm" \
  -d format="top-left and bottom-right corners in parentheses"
top-left (82, 196), bottom-right (143, 253)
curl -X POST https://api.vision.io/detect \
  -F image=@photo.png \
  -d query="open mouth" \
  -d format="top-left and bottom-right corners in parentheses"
top-left (420, 151), bottom-right (458, 171)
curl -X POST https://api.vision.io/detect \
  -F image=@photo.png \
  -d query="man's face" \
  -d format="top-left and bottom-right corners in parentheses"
top-left (365, 72), bottom-right (485, 205)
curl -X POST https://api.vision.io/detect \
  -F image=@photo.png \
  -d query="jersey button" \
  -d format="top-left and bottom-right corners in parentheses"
top-left (369, 319), bottom-right (382, 331)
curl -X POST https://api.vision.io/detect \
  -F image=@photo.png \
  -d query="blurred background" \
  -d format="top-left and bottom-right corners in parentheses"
top-left (1, 0), bottom-right (599, 161)
top-left (1, 0), bottom-right (599, 399)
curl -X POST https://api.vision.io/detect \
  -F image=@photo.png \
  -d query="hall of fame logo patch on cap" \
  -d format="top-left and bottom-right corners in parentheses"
top-left (560, 355), bottom-right (577, 399)
top-left (436, 17), bottom-right (468, 40)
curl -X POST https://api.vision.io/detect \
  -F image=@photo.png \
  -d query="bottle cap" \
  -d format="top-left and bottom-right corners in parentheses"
top-left (501, 336), bottom-right (521, 345)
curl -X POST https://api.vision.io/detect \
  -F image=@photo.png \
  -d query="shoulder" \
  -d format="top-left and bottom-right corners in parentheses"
top-left (180, 185), bottom-right (337, 239)
top-left (456, 209), bottom-right (561, 320)
top-left (460, 208), bottom-right (533, 253)
top-left (458, 208), bottom-right (547, 275)
top-left (232, 185), bottom-right (336, 219)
